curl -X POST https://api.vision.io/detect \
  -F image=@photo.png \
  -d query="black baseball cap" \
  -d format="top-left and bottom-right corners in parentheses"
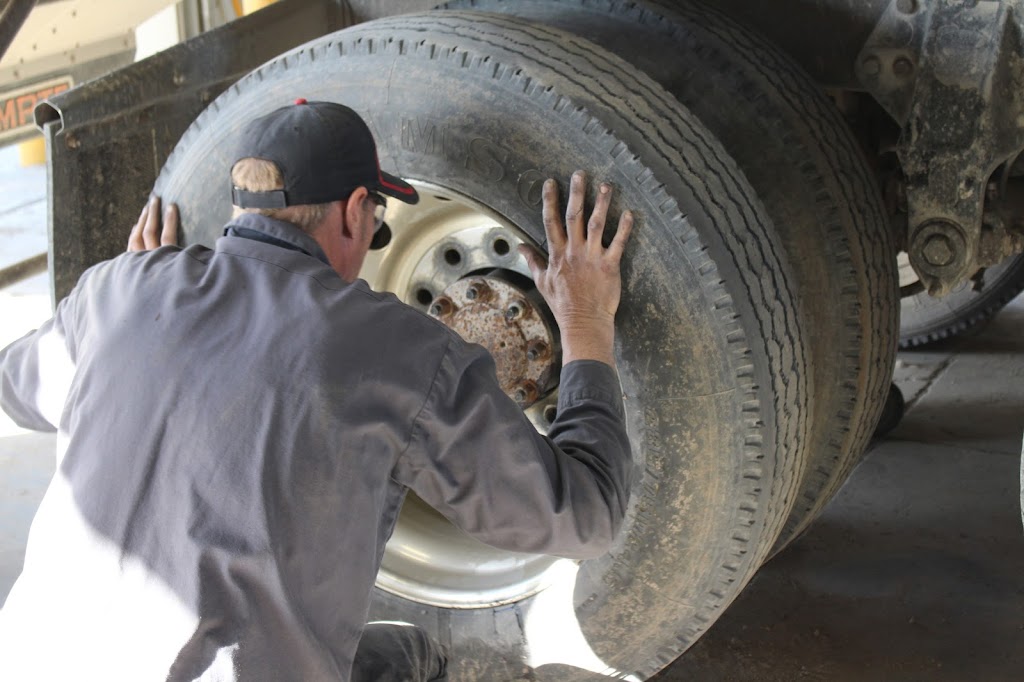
top-left (230, 99), bottom-right (419, 209)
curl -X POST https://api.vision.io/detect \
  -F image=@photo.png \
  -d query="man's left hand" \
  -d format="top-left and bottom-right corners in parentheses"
top-left (127, 196), bottom-right (179, 251)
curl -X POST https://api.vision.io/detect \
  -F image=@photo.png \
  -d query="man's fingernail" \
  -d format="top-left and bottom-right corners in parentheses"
top-left (600, 184), bottom-right (610, 194)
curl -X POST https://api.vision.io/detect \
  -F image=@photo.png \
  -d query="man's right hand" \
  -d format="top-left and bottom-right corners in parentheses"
top-left (519, 170), bottom-right (634, 368)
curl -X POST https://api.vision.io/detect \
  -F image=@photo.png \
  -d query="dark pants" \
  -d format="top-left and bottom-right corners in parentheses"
top-left (351, 622), bottom-right (448, 682)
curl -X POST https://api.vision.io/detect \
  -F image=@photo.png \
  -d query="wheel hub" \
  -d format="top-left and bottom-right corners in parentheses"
top-left (359, 182), bottom-right (571, 608)
top-left (428, 275), bottom-right (558, 409)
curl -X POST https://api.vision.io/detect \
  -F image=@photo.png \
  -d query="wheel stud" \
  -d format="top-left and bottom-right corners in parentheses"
top-left (526, 340), bottom-right (549, 362)
top-left (512, 380), bottom-right (539, 405)
top-left (505, 302), bottom-right (524, 321)
top-left (465, 279), bottom-right (492, 302)
top-left (429, 296), bottom-right (454, 318)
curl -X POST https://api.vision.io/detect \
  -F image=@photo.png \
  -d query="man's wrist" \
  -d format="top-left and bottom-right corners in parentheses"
top-left (561, 324), bottom-right (615, 367)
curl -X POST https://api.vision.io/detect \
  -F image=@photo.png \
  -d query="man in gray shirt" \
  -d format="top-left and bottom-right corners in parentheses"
top-left (0, 100), bottom-right (634, 680)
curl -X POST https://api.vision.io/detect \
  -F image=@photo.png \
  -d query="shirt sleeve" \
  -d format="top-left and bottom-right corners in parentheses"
top-left (0, 289), bottom-right (79, 433)
top-left (392, 336), bottom-right (633, 560)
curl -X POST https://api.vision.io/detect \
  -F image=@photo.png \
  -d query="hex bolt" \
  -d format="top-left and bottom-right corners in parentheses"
top-left (893, 57), bottom-right (914, 78)
top-left (526, 340), bottom-right (550, 362)
top-left (862, 55), bottom-right (882, 77)
top-left (921, 234), bottom-right (955, 267)
top-left (896, 0), bottom-right (917, 14)
top-left (428, 296), bottom-right (454, 318)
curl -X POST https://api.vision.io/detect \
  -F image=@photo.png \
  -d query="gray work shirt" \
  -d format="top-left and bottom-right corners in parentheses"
top-left (0, 213), bottom-right (632, 680)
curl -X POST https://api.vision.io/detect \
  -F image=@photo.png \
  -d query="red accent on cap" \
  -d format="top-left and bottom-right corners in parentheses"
top-left (294, 98), bottom-right (308, 105)
top-left (374, 150), bottom-right (416, 196)
top-left (379, 173), bottom-right (416, 196)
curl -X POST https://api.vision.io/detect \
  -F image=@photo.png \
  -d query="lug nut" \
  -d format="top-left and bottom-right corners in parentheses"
top-left (505, 301), bottom-right (526, 322)
top-left (465, 279), bottom-right (492, 302)
top-left (512, 380), bottom-right (539, 405)
top-left (526, 340), bottom-right (550, 362)
top-left (428, 296), bottom-right (454, 318)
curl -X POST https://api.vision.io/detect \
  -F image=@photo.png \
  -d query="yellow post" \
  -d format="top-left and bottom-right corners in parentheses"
top-left (18, 136), bottom-right (46, 167)
top-left (241, 0), bottom-right (277, 14)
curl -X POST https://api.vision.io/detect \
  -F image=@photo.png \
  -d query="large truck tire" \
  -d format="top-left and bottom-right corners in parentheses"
top-left (899, 253), bottom-right (1024, 348)
top-left (153, 12), bottom-right (810, 679)
top-left (438, 0), bottom-right (899, 553)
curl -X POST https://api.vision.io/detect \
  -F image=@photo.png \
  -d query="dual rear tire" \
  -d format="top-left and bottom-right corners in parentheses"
top-left (154, 5), bottom-right (898, 679)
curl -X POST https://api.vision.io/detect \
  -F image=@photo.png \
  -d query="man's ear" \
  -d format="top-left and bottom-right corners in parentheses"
top-left (342, 187), bottom-right (369, 240)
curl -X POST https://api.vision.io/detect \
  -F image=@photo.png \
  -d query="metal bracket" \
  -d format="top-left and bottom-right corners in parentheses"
top-left (36, 0), bottom-right (350, 302)
top-left (857, 0), bottom-right (1024, 296)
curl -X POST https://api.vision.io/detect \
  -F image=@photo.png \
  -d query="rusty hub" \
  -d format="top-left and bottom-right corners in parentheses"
top-left (429, 275), bottom-right (558, 408)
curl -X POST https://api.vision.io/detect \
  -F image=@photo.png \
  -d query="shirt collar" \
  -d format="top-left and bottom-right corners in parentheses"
top-left (222, 213), bottom-right (330, 266)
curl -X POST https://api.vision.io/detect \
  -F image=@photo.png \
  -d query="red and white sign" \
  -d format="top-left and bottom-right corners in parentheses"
top-left (0, 76), bottom-right (73, 142)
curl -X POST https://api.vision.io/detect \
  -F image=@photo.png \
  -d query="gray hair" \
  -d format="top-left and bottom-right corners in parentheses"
top-left (230, 157), bottom-right (332, 234)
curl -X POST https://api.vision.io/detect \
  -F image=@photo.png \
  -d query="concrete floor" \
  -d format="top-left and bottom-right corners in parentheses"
top-left (656, 298), bottom-right (1024, 681)
top-left (0, 144), bottom-right (52, 599)
top-left (1, 144), bottom-right (1022, 678)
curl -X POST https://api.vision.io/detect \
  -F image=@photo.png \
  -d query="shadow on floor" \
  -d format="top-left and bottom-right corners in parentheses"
top-left (654, 298), bottom-right (1024, 682)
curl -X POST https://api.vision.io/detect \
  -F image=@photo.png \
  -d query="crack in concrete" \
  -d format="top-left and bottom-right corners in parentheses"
top-left (902, 355), bottom-right (955, 413)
